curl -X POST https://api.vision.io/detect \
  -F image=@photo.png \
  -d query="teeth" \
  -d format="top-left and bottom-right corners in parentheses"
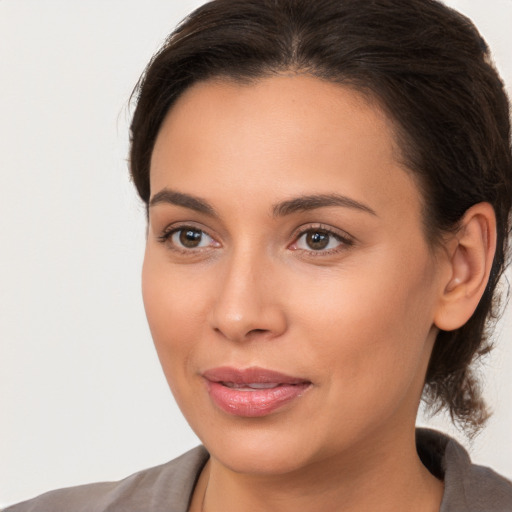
top-left (222, 382), bottom-right (280, 390)
top-left (223, 383), bottom-right (242, 389)
top-left (247, 383), bottom-right (280, 389)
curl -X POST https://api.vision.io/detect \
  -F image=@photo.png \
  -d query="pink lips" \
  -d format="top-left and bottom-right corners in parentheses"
top-left (202, 367), bottom-right (311, 417)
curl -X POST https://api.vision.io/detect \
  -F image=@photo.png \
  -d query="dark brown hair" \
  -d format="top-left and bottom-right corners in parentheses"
top-left (129, 0), bottom-right (512, 433)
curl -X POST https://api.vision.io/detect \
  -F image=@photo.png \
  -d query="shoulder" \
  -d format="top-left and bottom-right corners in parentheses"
top-left (3, 446), bottom-right (209, 512)
top-left (417, 428), bottom-right (512, 512)
top-left (443, 435), bottom-right (512, 512)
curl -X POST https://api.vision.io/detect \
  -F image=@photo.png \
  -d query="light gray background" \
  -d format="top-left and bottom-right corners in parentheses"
top-left (1, 0), bottom-right (511, 507)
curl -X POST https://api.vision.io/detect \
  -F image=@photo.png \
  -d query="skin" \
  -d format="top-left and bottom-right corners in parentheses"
top-left (142, 75), bottom-right (493, 512)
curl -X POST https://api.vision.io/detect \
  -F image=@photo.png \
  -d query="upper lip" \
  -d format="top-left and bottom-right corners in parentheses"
top-left (202, 366), bottom-right (310, 385)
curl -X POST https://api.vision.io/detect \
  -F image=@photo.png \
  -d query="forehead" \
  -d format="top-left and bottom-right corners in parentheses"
top-left (150, 74), bottom-right (422, 224)
top-left (153, 74), bottom-right (399, 165)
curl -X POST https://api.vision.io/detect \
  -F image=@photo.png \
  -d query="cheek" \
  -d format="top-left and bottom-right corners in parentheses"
top-left (141, 249), bottom-right (207, 384)
top-left (142, 244), bottom-right (209, 329)
top-left (294, 251), bottom-right (438, 398)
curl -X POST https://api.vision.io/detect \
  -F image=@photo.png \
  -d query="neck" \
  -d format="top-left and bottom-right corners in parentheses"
top-left (191, 426), bottom-right (443, 512)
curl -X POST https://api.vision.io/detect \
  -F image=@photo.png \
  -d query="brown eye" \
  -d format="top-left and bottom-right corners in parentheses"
top-left (292, 228), bottom-right (349, 253)
top-left (305, 230), bottom-right (330, 250)
top-left (179, 228), bottom-right (203, 248)
top-left (169, 227), bottom-right (215, 249)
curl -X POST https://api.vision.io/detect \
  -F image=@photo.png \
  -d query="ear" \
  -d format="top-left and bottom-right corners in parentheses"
top-left (434, 202), bottom-right (497, 332)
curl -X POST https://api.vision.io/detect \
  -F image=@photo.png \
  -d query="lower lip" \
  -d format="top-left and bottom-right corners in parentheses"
top-left (205, 381), bottom-right (311, 417)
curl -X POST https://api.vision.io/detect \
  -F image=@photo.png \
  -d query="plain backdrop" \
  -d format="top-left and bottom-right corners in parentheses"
top-left (1, 0), bottom-right (511, 507)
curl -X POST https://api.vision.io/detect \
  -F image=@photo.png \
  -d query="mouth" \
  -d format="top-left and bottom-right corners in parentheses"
top-left (202, 367), bottom-right (312, 417)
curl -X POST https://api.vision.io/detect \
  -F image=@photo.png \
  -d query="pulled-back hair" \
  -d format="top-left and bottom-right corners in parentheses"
top-left (129, 0), bottom-right (512, 433)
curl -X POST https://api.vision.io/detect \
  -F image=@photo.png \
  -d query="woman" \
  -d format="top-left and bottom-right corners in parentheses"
top-left (5, 0), bottom-right (512, 511)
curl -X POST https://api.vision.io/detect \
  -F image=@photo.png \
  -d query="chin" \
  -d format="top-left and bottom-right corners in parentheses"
top-left (206, 430), bottom-right (317, 475)
top-left (186, 407), bottom-right (337, 476)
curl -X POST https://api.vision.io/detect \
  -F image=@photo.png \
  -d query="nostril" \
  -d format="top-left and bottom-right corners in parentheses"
top-left (209, 301), bottom-right (288, 342)
top-left (247, 328), bottom-right (268, 336)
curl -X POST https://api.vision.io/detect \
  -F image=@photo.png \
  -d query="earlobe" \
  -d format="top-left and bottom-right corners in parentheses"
top-left (434, 202), bottom-right (496, 332)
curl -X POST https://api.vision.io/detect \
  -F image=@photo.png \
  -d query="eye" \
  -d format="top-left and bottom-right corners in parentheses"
top-left (296, 229), bottom-right (340, 251)
top-left (172, 227), bottom-right (211, 248)
top-left (159, 225), bottom-right (219, 251)
top-left (290, 226), bottom-right (353, 254)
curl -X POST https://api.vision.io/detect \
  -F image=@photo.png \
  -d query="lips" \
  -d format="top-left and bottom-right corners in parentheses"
top-left (202, 367), bottom-right (311, 417)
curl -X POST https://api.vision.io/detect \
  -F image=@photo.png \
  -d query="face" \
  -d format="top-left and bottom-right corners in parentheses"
top-left (143, 75), bottom-right (448, 476)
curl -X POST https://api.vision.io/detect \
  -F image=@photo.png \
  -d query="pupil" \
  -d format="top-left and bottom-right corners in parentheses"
top-left (180, 229), bottom-right (202, 248)
top-left (306, 230), bottom-right (329, 250)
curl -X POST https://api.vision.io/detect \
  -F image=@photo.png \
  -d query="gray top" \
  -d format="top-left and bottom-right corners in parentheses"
top-left (5, 429), bottom-right (512, 512)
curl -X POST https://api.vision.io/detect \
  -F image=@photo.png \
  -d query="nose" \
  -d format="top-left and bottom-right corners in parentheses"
top-left (208, 248), bottom-right (288, 343)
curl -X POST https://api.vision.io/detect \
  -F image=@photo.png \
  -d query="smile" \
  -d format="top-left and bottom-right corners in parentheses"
top-left (221, 382), bottom-right (281, 390)
top-left (202, 367), bottom-right (311, 417)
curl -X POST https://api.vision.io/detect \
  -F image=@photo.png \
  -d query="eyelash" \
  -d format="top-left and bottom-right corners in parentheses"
top-left (289, 224), bottom-right (355, 256)
top-left (158, 224), bottom-right (218, 254)
top-left (157, 223), bottom-right (355, 256)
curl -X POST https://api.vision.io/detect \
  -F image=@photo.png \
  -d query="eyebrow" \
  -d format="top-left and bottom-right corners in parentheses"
top-left (272, 194), bottom-right (377, 217)
top-left (149, 189), bottom-right (377, 218)
top-left (149, 189), bottom-right (217, 216)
